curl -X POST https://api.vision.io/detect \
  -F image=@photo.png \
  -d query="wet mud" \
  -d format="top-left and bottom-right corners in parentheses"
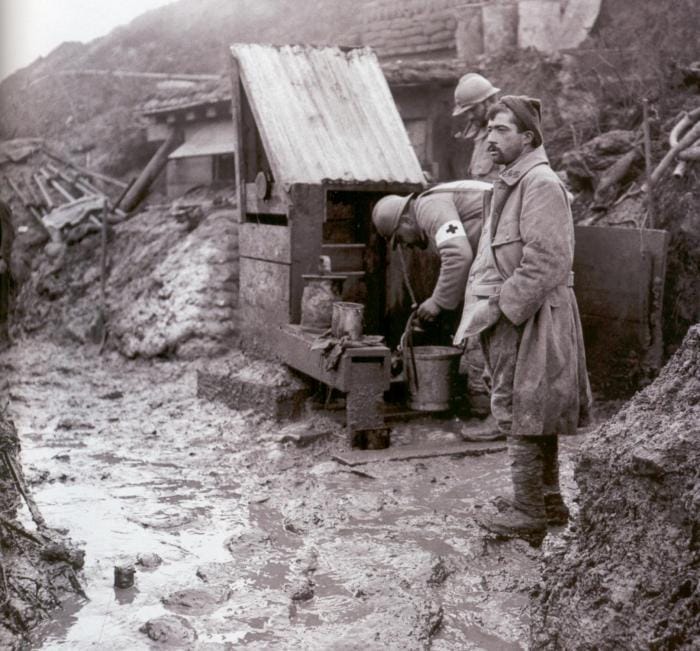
top-left (3, 340), bottom-right (587, 649)
top-left (531, 325), bottom-right (700, 649)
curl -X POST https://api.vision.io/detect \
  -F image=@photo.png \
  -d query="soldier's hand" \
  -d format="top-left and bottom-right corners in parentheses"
top-left (417, 297), bottom-right (441, 323)
top-left (0, 259), bottom-right (7, 274)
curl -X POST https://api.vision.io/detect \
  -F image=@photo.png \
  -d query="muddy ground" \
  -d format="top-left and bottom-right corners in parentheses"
top-left (531, 325), bottom-right (700, 650)
top-left (1, 339), bottom-right (604, 650)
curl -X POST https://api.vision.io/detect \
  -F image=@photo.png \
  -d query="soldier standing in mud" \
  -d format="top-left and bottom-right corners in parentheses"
top-left (453, 96), bottom-right (592, 544)
top-left (0, 199), bottom-right (15, 350)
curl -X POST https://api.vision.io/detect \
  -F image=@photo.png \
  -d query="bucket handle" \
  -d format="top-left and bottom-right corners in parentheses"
top-left (399, 309), bottom-right (419, 391)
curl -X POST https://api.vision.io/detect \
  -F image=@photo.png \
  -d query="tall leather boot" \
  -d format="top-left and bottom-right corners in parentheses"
top-left (540, 435), bottom-right (570, 526)
top-left (477, 435), bottom-right (547, 546)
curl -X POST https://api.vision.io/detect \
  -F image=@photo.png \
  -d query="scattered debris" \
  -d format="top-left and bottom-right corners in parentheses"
top-left (161, 586), bottom-right (231, 615)
top-left (1, 411), bottom-right (86, 644)
top-left (139, 615), bottom-right (197, 645)
top-left (136, 552), bottom-right (163, 569)
top-left (0, 140), bottom-right (125, 249)
top-left (289, 578), bottom-right (315, 602)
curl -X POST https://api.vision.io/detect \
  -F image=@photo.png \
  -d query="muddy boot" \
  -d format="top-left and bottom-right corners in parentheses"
top-left (460, 415), bottom-right (506, 442)
top-left (477, 436), bottom-right (547, 546)
top-left (540, 435), bottom-right (569, 525)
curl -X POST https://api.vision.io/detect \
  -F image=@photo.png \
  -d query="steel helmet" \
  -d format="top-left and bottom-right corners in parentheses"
top-left (452, 73), bottom-right (500, 116)
top-left (371, 194), bottom-right (413, 239)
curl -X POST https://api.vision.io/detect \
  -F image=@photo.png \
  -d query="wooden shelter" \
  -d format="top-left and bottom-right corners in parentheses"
top-left (229, 43), bottom-right (427, 348)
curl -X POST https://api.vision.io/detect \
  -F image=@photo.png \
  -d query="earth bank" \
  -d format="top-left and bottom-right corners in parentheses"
top-left (531, 325), bottom-right (700, 649)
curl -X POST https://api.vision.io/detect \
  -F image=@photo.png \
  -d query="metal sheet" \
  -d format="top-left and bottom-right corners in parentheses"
top-left (168, 121), bottom-right (235, 159)
top-left (230, 43), bottom-right (426, 186)
top-left (573, 225), bottom-right (669, 390)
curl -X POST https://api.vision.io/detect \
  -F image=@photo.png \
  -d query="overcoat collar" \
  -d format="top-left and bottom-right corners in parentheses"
top-left (498, 145), bottom-right (549, 186)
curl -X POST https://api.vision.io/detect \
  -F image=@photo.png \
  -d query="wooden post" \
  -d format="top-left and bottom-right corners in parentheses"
top-left (33, 173), bottom-right (55, 209)
top-left (113, 176), bottom-right (137, 210)
top-left (5, 175), bottom-right (29, 206)
top-left (642, 98), bottom-right (655, 229)
top-left (98, 199), bottom-right (109, 353)
top-left (119, 129), bottom-right (183, 212)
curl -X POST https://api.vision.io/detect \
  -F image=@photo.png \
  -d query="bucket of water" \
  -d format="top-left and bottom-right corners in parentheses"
top-left (331, 302), bottom-right (364, 340)
top-left (404, 345), bottom-right (462, 411)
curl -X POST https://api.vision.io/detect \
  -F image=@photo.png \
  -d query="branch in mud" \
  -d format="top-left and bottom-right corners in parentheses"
top-left (0, 555), bottom-right (9, 609)
top-left (1, 450), bottom-right (47, 530)
top-left (0, 515), bottom-right (46, 546)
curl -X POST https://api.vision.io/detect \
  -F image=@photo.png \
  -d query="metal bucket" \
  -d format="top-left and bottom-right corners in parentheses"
top-left (404, 345), bottom-right (462, 411)
top-left (331, 302), bottom-right (364, 340)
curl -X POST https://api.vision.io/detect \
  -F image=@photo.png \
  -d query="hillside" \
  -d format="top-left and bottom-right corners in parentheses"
top-left (0, 0), bottom-right (360, 175)
top-left (0, 0), bottom-right (698, 360)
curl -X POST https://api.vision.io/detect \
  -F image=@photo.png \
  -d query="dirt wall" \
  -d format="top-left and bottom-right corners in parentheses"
top-left (531, 324), bottom-right (700, 649)
top-left (13, 203), bottom-right (240, 360)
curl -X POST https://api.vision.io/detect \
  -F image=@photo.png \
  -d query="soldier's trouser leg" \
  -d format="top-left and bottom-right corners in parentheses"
top-left (508, 435), bottom-right (546, 520)
top-left (539, 434), bottom-right (569, 524)
top-left (540, 435), bottom-right (559, 492)
top-left (479, 317), bottom-right (520, 436)
top-left (462, 336), bottom-right (490, 417)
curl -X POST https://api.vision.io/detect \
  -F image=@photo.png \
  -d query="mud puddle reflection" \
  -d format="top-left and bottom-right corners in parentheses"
top-left (5, 343), bottom-right (584, 649)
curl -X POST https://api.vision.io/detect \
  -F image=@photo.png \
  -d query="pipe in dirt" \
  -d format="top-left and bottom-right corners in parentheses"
top-left (647, 120), bottom-right (700, 189)
top-left (669, 107), bottom-right (700, 178)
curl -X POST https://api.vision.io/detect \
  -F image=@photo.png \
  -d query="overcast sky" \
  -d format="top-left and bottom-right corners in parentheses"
top-left (0, 0), bottom-right (176, 81)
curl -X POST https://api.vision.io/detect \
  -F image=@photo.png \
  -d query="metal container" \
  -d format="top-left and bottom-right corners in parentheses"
top-left (331, 302), bottom-right (364, 340)
top-left (404, 345), bottom-right (462, 411)
top-left (114, 563), bottom-right (135, 589)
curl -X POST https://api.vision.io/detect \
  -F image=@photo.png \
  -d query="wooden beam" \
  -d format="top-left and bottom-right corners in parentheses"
top-left (43, 147), bottom-right (128, 189)
top-left (119, 129), bottom-right (183, 212)
top-left (33, 173), bottom-right (54, 209)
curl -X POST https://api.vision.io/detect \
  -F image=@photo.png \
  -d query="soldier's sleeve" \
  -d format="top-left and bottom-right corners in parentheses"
top-left (417, 195), bottom-right (474, 310)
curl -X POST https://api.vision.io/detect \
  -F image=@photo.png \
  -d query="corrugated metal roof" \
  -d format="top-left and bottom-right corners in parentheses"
top-left (230, 43), bottom-right (426, 186)
top-left (168, 121), bottom-right (235, 159)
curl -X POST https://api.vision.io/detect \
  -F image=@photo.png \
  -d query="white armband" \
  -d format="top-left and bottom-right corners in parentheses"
top-left (435, 219), bottom-right (466, 246)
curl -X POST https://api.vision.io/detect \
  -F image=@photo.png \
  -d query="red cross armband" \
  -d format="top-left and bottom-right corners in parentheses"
top-left (434, 219), bottom-right (466, 247)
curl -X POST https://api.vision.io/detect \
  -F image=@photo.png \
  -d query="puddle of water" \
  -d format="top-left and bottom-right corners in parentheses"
top-left (6, 343), bottom-right (587, 650)
top-left (30, 478), bottom-right (236, 649)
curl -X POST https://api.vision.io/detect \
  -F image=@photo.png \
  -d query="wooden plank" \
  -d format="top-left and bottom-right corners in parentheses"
top-left (275, 324), bottom-right (390, 393)
top-left (239, 257), bottom-right (290, 324)
top-left (289, 184), bottom-right (325, 324)
top-left (43, 147), bottom-right (128, 189)
top-left (229, 60), bottom-right (246, 226)
top-left (332, 440), bottom-right (506, 466)
top-left (239, 222), bottom-right (291, 263)
top-left (646, 229), bottom-right (669, 372)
